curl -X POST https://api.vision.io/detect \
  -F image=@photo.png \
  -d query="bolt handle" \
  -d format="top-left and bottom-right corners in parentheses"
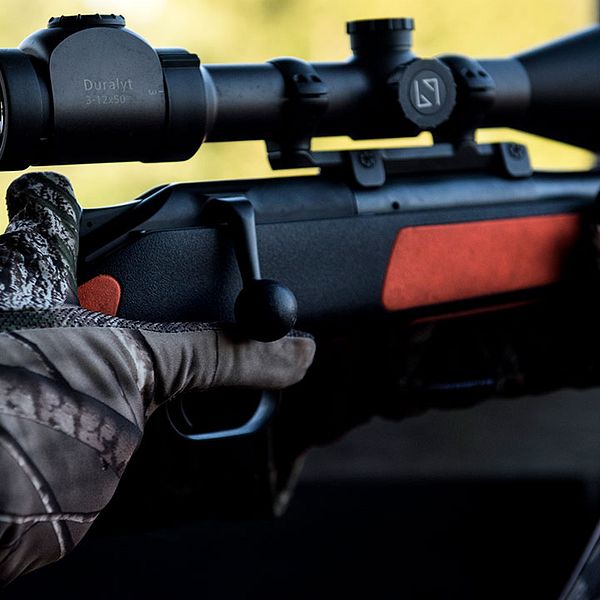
top-left (203, 196), bottom-right (298, 342)
top-left (235, 279), bottom-right (297, 342)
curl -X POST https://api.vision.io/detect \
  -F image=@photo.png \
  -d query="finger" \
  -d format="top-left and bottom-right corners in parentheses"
top-left (137, 327), bottom-right (316, 418)
top-left (0, 172), bottom-right (81, 310)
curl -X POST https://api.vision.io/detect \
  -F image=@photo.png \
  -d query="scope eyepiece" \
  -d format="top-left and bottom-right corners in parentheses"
top-left (0, 14), bottom-right (207, 169)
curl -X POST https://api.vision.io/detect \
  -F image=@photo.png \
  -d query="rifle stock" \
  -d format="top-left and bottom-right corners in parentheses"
top-left (78, 167), bottom-right (600, 328)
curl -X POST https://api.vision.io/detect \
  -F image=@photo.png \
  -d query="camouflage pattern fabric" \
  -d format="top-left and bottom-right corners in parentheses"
top-left (0, 172), bottom-right (315, 586)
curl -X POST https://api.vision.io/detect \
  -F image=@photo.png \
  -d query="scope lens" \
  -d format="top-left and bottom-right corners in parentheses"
top-left (0, 49), bottom-right (52, 170)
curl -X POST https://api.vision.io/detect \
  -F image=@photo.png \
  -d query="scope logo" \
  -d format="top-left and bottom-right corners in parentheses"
top-left (409, 71), bottom-right (447, 115)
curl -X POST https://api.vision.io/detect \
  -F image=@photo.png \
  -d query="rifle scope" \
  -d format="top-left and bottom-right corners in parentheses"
top-left (0, 14), bottom-right (598, 170)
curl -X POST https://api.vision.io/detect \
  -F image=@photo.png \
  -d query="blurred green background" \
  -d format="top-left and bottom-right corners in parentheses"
top-left (0, 0), bottom-right (596, 230)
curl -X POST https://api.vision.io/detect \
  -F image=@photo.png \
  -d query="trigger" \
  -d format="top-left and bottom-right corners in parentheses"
top-left (78, 274), bottom-right (122, 316)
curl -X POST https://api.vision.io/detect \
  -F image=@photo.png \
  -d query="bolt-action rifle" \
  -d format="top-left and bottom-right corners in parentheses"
top-left (1, 15), bottom-right (600, 516)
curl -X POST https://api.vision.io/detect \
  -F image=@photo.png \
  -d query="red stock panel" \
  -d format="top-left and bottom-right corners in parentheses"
top-left (382, 214), bottom-right (582, 312)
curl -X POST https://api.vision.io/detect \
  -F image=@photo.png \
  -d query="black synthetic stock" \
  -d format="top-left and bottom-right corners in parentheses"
top-left (79, 170), bottom-right (600, 328)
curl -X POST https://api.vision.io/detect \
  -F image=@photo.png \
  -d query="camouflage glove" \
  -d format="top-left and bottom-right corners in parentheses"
top-left (0, 172), bottom-right (315, 586)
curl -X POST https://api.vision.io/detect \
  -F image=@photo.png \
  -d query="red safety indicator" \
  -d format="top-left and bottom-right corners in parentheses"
top-left (78, 274), bottom-right (122, 316)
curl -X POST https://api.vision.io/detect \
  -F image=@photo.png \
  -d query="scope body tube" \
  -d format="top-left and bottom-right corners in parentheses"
top-left (476, 59), bottom-right (531, 125)
top-left (202, 23), bottom-right (600, 151)
top-left (197, 24), bottom-right (600, 150)
top-left (0, 17), bottom-right (599, 169)
top-left (202, 61), bottom-right (420, 142)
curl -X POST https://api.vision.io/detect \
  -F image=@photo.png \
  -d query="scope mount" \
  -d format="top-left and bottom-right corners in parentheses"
top-left (267, 140), bottom-right (533, 188)
top-left (261, 17), bottom-right (520, 186)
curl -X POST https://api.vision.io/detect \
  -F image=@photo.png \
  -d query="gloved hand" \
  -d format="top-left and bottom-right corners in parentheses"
top-left (0, 172), bottom-right (315, 586)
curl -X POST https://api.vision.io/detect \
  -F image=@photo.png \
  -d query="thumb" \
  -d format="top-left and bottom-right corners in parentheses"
top-left (0, 172), bottom-right (81, 310)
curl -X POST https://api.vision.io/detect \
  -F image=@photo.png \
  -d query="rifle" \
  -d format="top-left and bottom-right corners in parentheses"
top-left (1, 15), bottom-right (599, 517)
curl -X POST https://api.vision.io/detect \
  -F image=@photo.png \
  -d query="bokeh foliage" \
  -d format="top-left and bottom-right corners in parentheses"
top-left (0, 0), bottom-right (596, 230)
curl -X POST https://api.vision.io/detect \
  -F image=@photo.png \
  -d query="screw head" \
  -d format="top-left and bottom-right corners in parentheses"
top-left (359, 150), bottom-right (376, 168)
top-left (508, 143), bottom-right (525, 159)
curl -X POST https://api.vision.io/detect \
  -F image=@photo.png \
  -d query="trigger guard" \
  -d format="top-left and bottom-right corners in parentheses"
top-left (166, 390), bottom-right (278, 441)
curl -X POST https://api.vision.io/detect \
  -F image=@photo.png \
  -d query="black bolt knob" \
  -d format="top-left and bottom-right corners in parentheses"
top-left (202, 196), bottom-right (298, 342)
top-left (234, 279), bottom-right (298, 342)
